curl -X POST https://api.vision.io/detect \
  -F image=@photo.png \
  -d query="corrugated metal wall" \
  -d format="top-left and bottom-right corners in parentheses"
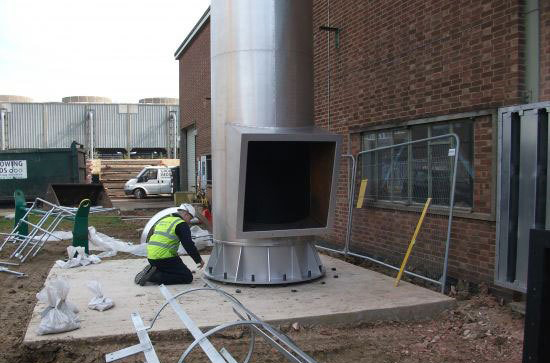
top-left (8, 103), bottom-right (43, 148)
top-left (93, 104), bottom-right (128, 149)
top-left (47, 103), bottom-right (87, 148)
top-left (133, 105), bottom-right (169, 148)
top-left (2, 102), bottom-right (178, 152)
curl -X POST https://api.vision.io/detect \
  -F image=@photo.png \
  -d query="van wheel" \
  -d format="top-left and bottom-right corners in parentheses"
top-left (134, 188), bottom-right (146, 199)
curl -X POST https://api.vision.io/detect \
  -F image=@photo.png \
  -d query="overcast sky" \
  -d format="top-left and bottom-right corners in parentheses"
top-left (0, 0), bottom-right (210, 103)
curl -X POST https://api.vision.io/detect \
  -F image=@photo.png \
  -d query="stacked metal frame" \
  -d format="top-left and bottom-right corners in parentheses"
top-left (0, 198), bottom-right (115, 268)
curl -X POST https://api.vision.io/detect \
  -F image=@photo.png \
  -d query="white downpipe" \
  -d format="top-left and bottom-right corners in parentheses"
top-left (170, 112), bottom-right (177, 159)
top-left (87, 110), bottom-right (94, 159)
top-left (0, 109), bottom-right (6, 150)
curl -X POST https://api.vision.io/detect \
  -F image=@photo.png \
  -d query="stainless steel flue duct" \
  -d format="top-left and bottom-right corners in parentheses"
top-left (206, 0), bottom-right (341, 284)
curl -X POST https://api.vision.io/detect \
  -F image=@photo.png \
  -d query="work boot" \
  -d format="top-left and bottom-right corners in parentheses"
top-left (134, 265), bottom-right (157, 286)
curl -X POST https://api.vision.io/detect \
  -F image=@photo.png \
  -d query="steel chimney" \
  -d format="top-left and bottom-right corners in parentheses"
top-left (206, 0), bottom-right (341, 284)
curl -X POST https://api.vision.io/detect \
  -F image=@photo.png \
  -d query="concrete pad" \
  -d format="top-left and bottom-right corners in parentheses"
top-left (24, 255), bottom-right (454, 342)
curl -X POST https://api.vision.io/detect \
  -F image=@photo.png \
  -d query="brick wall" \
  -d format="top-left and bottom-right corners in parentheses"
top-left (324, 114), bottom-right (497, 284)
top-left (313, 0), bottom-right (524, 284)
top-left (178, 21), bottom-right (211, 157)
top-left (313, 0), bottom-right (523, 135)
top-left (541, 0), bottom-right (550, 101)
top-left (175, 0), bottom-right (545, 286)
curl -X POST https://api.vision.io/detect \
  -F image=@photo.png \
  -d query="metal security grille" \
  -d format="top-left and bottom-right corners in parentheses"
top-left (318, 134), bottom-right (459, 292)
top-left (496, 102), bottom-right (549, 292)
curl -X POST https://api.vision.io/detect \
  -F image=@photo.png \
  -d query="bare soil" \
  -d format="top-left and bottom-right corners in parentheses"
top-left (0, 211), bottom-right (524, 363)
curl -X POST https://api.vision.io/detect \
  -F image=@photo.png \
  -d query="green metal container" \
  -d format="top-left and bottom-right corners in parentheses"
top-left (0, 141), bottom-right (87, 202)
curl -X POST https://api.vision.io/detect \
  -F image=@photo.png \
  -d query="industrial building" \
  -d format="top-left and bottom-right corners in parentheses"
top-left (0, 1), bottom-right (545, 362)
top-left (0, 95), bottom-right (180, 159)
top-left (175, 0), bottom-right (550, 293)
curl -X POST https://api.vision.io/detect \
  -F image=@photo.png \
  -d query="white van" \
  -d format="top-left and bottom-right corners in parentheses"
top-left (124, 166), bottom-right (174, 198)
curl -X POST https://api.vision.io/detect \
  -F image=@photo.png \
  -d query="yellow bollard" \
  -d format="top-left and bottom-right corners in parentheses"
top-left (394, 197), bottom-right (432, 287)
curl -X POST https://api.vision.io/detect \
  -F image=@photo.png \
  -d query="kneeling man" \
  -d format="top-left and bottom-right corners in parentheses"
top-left (135, 203), bottom-right (205, 286)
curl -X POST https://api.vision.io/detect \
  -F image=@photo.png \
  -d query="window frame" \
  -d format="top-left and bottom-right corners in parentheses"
top-left (360, 120), bottom-right (473, 210)
top-left (206, 154), bottom-right (212, 185)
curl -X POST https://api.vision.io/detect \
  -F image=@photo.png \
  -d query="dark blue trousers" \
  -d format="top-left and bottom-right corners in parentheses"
top-left (148, 257), bottom-right (193, 285)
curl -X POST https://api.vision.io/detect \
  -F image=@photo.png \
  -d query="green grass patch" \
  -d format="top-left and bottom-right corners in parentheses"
top-left (0, 213), bottom-right (139, 239)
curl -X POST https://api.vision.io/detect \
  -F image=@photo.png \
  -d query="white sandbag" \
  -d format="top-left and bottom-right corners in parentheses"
top-left (55, 246), bottom-right (102, 269)
top-left (86, 280), bottom-right (114, 311)
top-left (36, 278), bottom-right (80, 335)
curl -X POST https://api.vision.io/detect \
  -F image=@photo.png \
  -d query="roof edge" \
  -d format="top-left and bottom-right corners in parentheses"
top-left (174, 6), bottom-right (211, 60)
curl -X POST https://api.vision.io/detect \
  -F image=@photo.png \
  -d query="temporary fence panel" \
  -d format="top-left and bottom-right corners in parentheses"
top-left (352, 133), bottom-right (458, 290)
top-left (319, 134), bottom-right (459, 293)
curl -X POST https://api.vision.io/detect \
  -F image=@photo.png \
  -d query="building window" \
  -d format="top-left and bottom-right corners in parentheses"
top-left (200, 154), bottom-right (213, 188)
top-left (360, 119), bottom-right (473, 208)
top-left (206, 154), bottom-right (212, 185)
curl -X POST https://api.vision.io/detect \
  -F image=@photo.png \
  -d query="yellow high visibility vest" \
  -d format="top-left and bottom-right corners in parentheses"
top-left (147, 216), bottom-right (185, 260)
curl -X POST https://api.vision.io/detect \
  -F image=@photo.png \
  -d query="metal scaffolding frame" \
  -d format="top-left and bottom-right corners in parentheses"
top-left (0, 198), bottom-right (115, 270)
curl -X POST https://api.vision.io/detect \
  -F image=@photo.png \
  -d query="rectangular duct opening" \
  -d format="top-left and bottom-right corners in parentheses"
top-left (242, 141), bottom-right (335, 232)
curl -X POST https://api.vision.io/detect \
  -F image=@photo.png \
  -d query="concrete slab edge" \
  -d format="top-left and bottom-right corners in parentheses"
top-left (23, 299), bottom-right (455, 344)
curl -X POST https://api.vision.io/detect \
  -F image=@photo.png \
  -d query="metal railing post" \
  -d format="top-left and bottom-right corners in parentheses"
top-left (342, 154), bottom-right (356, 255)
top-left (440, 134), bottom-right (460, 293)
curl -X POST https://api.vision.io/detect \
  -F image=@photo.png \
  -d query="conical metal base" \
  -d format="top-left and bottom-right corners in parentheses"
top-left (204, 241), bottom-right (325, 285)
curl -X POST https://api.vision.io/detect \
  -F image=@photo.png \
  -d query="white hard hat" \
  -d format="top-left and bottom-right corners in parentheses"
top-left (177, 203), bottom-right (196, 218)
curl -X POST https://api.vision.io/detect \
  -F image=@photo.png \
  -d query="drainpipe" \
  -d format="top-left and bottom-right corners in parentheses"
top-left (170, 112), bottom-right (178, 159)
top-left (86, 110), bottom-right (94, 159)
top-left (524, 0), bottom-right (540, 103)
top-left (0, 109), bottom-right (6, 150)
top-left (327, 0), bottom-right (331, 130)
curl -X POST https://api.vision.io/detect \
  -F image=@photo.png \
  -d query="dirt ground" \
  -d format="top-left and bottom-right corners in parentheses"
top-left (0, 210), bottom-right (524, 363)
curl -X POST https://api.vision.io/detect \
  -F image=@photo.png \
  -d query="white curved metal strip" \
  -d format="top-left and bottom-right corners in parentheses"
top-left (140, 207), bottom-right (179, 244)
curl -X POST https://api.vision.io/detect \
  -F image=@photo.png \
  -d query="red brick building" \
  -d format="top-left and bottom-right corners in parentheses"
top-left (175, 1), bottom-right (549, 292)
top-left (175, 9), bottom-right (211, 197)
